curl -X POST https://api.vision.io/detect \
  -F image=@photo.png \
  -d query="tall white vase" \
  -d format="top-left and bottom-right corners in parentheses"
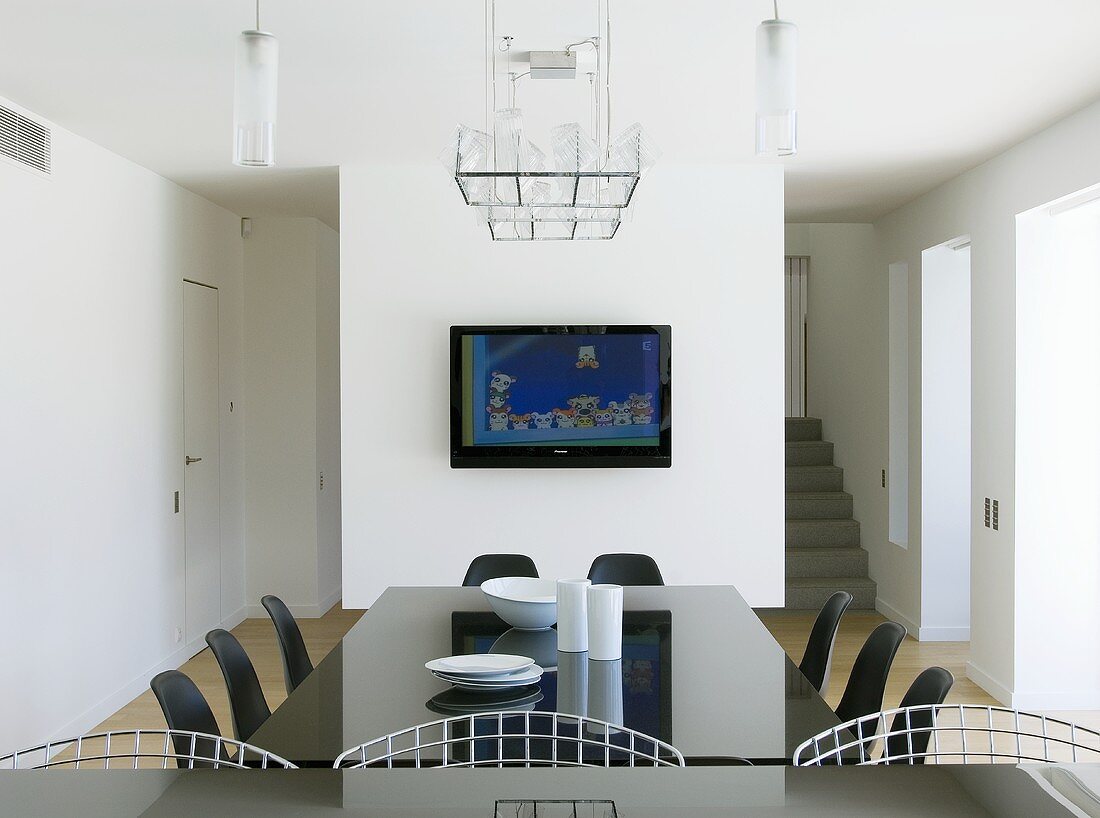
top-left (586, 584), bottom-right (624, 661)
top-left (556, 578), bottom-right (591, 653)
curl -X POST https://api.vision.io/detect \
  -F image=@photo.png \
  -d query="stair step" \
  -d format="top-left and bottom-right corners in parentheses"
top-left (786, 465), bottom-right (844, 493)
top-left (785, 547), bottom-right (869, 579)
top-left (786, 441), bottom-right (834, 466)
top-left (786, 519), bottom-right (861, 548)
top-left (786, 492), bottom-right (853, 520)
top-left (785, 576), bottom-right (877, 610)
top-left (785, 417), bottom-right (822, 442)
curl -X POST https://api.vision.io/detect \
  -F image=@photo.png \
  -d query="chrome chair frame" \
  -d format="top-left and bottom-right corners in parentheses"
top-left (335, 711), bottom-right (685, 769)
top-left (794, 704), bottom-right (1100, 766)
top-left (0, 729), bottom-right (297, 769)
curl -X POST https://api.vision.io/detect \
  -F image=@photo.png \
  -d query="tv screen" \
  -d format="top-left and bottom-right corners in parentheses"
top-left (450, 325), bottom-right (671, 468)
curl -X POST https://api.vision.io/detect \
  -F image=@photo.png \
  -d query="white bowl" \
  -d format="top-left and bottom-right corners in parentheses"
top-left (480, 577), bottom-right (558, 631)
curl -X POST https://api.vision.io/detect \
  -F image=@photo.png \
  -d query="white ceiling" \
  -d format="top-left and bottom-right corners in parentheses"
top-left (1, 1), bottom-right (1099, 226)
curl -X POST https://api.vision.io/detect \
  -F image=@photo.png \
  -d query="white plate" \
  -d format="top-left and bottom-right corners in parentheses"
top-left (434, 673), bottom-right (543, 692)
top-left (426, 654), bottom-right (533, 677)
top-left (432, 664), bottom-right (544, 686)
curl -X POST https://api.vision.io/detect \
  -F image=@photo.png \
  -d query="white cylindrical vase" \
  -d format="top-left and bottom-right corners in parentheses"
top-left (586, 584), bottom-right (624, 661)
top-left (556, 578), bottom-right (591, 653)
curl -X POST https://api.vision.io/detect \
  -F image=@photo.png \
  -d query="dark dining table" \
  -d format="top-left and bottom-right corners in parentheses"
top-left (0, 765), bottom-right (1085, 816)
top-left (248, 585), bottom-right (846, 765)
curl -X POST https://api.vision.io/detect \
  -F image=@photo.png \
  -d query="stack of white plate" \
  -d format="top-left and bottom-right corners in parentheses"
top-left (425, 654), bottom-right (543, 692)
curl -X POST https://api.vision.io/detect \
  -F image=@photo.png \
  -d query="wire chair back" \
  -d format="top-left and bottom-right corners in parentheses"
top-left (794, 704), bottom-right (1100, 766)
top-left (335, 711), bottom-right (685, 769)
top-left (0, 729), bottom-right (297, 770)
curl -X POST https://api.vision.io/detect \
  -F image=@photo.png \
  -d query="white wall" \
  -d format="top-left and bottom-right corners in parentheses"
top-left (342, 163), bottom-right (786, 606)
top-left (800, 100), bottom-right (1100, 703)
top-left (0, 98), bottom-right (245, 754)
top-left (243, 217), bottom-right (341, 616)
top-left (920, 243), bottom-right (971, 641)
top-left (1014, 194), bottom-right (1100, 708)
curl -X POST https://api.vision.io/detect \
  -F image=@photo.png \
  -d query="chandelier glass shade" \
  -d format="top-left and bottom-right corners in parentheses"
top-left (233, 24), bottom-right (279, 167)
top-left (443, 0), bottom-right (658, 241)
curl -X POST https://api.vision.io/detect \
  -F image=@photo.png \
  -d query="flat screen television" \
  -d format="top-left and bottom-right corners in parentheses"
top-left (450, 325), bottom-right (671, 468)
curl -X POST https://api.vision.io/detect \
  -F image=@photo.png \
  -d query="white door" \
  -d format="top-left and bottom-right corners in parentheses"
top-left (785, 256), bottom-right (809, 417)
top-left (183, 281), bottom-right (221, 646)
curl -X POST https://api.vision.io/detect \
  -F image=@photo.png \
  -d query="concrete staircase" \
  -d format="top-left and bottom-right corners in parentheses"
top-left (785, 417), bottom-right (876, 610)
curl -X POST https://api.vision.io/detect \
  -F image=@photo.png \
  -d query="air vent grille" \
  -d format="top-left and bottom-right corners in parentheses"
top-left (0, 104), bottom-right (52, 175)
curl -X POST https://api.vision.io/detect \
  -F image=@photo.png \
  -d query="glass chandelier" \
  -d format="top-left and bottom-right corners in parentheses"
top-left (441, 0), bottom-right (659, 241)
top-left (755, 1), bottom-right (798, 157)
top-left (233, 1), bottom-right (279, 167)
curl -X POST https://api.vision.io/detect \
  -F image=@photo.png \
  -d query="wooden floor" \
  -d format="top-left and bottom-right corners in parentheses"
top-left (95, 603), bottom-right (1100, 741)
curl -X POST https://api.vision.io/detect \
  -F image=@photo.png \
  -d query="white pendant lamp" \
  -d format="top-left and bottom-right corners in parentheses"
top-left (755, 2), bottom-right (797, 157)
top-left (233, 1), bottom-right (279, 167)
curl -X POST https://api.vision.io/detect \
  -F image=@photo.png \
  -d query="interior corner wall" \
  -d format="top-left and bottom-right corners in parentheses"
top-left (0, 98), bottom-right (245, 755)
top-left (315, 222), bottom-right (342, 610)
top-left (244, 216), bottom-right (341, 617)
top-left (872, 98), bottom-right (1100, 706)
top-left (340, 162), bottom-right (786, 607)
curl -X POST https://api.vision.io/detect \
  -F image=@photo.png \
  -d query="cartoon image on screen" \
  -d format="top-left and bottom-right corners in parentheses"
top-left (466, 333), bottom-right (662, 447)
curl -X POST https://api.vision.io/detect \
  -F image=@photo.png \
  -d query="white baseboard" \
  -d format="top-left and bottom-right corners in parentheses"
top-left (48, 605), bottom-right (248, 746)
top-left (875, 597), bottom-right (919, 637)
top-left (244, 588), bottom-right (342, 620)
top-left (917, 625), bottom-right (970, 642)
top-left (966, 660), bottom-right (1012, 705)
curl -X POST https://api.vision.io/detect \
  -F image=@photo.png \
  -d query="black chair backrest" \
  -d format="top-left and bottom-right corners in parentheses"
top-left (462, 554), bottom-right (539, 587)
top-left (799, 591), bottom-right (854, 695)
top-left (261, 595), bottom-right (313, 695)
top-left (885, 666), bottom-right (955, 763)
top-left (834, 621), bottom-right (907, 724)
top-left (587, 553), bottom-right (665, 586)
top-left (205, 629), bottom-right (271, 743)
top-left (149, 670), bottom-right (223, 768)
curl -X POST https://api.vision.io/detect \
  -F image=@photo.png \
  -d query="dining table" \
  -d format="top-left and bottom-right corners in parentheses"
top-left (0, 764), bottom-right (1088, 816)
top-left (247, 584), bottom-right (848, 766)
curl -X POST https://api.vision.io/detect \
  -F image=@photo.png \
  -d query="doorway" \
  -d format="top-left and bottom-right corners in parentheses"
top-left (785, 256), bottom-right (809, 417)
top-left (920, 239), bottom-right (971, 639)
top-left (183, 280), bottom-right (221, 647)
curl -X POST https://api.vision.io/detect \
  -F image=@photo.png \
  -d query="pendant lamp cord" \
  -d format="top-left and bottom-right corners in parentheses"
top-left (256, 0), bottom-right (261, 30)
top-left (773, 0), bottom-right (779, 19)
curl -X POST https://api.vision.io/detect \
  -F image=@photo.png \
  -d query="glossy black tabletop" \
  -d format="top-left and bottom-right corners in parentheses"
top-left (0, 765), bottom-right (1089, 816)
top-left (248, 586), bottom-right (844, 765)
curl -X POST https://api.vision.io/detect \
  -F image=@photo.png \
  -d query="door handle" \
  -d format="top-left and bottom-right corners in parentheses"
top-left (185, 456), bottom-right (203, 465)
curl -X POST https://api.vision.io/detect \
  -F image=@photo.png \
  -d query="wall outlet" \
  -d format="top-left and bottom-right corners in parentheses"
top-left (319, 471), bottom-right (325, 491)
top-left (881, 469), bottom-right (886, 488)
top-left (174, 491), bottom-right (180, 514)
top-left (174, 627), bottom-right (183, 644)
top-left (992, 499), bottom-right (999, 531)
top-left (984, 497), bottom-right (991, 528)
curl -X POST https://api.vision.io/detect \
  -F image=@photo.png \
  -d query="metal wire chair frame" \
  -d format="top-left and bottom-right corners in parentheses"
top-left (0, 729), bottom-right (297, 770)
top-left (793, 704), bottom-right (1100, 766)
top-left (335, 711), bottom-right (685, 769)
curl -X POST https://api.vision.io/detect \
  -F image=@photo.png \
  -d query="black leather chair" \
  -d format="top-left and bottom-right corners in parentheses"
top-left (587, 553), bottom-right (665, 586)
top-left (834, 621), bottom-right (907, 723)
top-left (462, 554), bottom-right (539, 587)
top-left (149, 670), bottom-right (224, 768)
top-left (205, 629), bottom-right (271, 743)
top-left (261, 595), bottom-right (313, 695)
top-left (799, 591), bottom-right (854, 695)
top-left (884, 666), bottom-right (955, 764)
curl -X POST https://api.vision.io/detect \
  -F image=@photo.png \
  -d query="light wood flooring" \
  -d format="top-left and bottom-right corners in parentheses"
top-left (93, 603), bottom-right (1100, 742)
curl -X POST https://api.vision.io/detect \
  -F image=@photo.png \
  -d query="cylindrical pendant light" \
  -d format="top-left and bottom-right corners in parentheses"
top-left (755, 16), bottom-right (797, 157)
top-left (233, 13), bottom-right (278, 167)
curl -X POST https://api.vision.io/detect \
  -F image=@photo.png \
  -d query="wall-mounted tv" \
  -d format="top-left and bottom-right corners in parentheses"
top-left (450, 325), bottom-right (671, 468)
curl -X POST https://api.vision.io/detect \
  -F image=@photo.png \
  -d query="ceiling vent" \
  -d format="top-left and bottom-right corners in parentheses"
top-left (0, 104), bottom-right (52, 175)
